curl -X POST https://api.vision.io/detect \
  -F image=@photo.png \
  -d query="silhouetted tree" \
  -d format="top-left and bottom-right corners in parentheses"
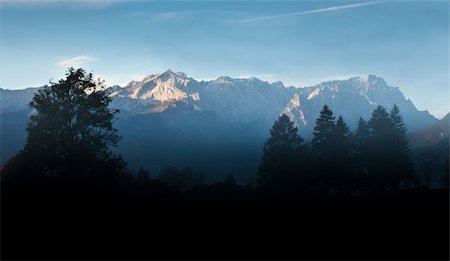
top-left (311, 105), bottom-right (336, 175)
top-left (366, 105), bottom-right (414, 190)
top-left (355, 117), bottom-right (370, 175)
top-left (367, 106), bottom-right (394, 189)
top-left (418, 151), bottom-right (439, 188)
top-left (389, 105), bottom-right (414, 183)
top-left (310, 111), bottom-right (355, 193)
top-left (257, 114), bottom-right (306, 187)
top-left (332, 116), bottom-right (353, 176)
top-left (1, 67), bottom-right (124, 186)
top-left (390, 105), bottom-right (409, 150)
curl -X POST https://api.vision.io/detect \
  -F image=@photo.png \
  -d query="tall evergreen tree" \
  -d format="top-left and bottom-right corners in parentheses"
top-left (367, 106), bottom-right (392, 176)
top-left (257, 114), bottom-right (306, 187)
top-left (355, 117), bottom-right (370, 175)
top-left (390, 105), bottom-right (410, 154)
top-left (389, 105), bottom-right (414, 182)
top-left (368, 106), bottom-right (393, 138)
top-left (355, 117), bottom-right (370, 146)
top-left (333, 116), bottom-right (353, 175)
top-left (367, 106), bottom-right (399, 190)
top-left (311, 105), bottom-right (336, 174)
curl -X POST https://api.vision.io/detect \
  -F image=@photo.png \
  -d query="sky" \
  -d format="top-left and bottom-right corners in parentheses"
top-left (0, 0), bottom-right (448, 118)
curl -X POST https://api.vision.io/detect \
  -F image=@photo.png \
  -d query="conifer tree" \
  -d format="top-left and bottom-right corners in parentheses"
top-left (355, 117), bottom-right (370, 148)
top-left (333, 116), bottom-right (353, 175)
top-left (311, 105), bottom-right (336, 173)
top-left (355, 117), bottom-right (370, 174)
top-left (365, 105), bottom-right (414, 189)
top-left (367, 106), bottom-right (398, 189)
top-left (390, 105), bottom-right (410, 155)
top-left (257, 114), bottom-right (306, 187)
top-left (389, 105), bottom-right (414, 182)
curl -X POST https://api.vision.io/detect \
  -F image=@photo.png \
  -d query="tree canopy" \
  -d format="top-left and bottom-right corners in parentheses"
top-left (311, 105), bottom-right (336, 160)
top-left (257, 104), bottom-right (415, 194)
top-left (2, 68), bottom-right (124, 184)
top-left (364, 105), bottom-right (414, 189)
top-left (257, 114), bottom-right (306, 187)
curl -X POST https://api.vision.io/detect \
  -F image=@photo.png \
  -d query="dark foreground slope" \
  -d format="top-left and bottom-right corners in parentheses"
top-left (2, 184), bottom-right (448, 260)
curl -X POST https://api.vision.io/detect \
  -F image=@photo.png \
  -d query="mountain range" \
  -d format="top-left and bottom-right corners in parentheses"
top-left (109, 70), bottom-right (437, 133)
top-left (0, 70), bottom-right (443, 182)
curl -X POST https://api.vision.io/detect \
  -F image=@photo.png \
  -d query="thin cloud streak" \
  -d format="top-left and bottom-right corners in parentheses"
top-left (56, 55), bottom-right (98, 68)
top-left (154, 11), bottom-right (193, 20)
top-left (240, 1), bottom-right (387, 23)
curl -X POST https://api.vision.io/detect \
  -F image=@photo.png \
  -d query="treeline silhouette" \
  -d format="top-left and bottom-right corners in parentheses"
top-left (1, 68), bottom-right (448, 260)
top-left (257, 104), bottom-right (415, 197)
top-left (0, 68), bottom-right (442, 198)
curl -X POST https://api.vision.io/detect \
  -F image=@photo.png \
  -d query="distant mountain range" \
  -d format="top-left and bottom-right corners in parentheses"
top-left (109, 69), bottom-right (438, 133)
top-left (0, 70), bottom-right (444, 182)
top-left (1, 70), bottom-right (438, 133)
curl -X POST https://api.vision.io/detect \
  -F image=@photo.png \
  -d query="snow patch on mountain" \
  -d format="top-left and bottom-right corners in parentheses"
top-left (0, 71), bottom-right (438, 134)
top-left (283, 94), bottom-right (307, 127)
top-left (307, 88), bottom-right (321, 100)
top-left (110, 69), bottom-right (192, 102)
top-left (190, 92), bottom-right (200, 101)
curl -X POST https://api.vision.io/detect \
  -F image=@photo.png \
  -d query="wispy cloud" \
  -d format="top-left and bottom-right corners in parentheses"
top-left (154, 11), bottom-right (194, 21)
top-left (56, 55), bottom-right (98, 68)
top-left (126, 10), bottom-right (195, 22)
top-left (126, 11), bottom-right (196, 21)
top-left (240, 1), bottom-right (387, 23)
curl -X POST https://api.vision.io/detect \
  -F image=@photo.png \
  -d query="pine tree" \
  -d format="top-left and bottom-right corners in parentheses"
top-left (389, 105), bottom-right (414, 183)
top-left (355, 117), bottom-right (370, 146)
top-left (368, 106), bottom-right (393, 138)
top-left (390, 105), bottom-right (410, 155)
top-left (333, 116), bottom-right (353, 175)
top-left (367, 106), bottom-right (397, 190)
top-left (355, 117), bottom-right (370, 175)
top-left (257, 114), bottom-right (306, 187)
top-left (334, 116), bottom-right (352, 149)
top-left (311, 105), bottom-right (336, 173)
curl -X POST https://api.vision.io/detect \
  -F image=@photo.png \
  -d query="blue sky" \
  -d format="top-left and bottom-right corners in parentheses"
top-left (0, 0), bottom-right (448, 117)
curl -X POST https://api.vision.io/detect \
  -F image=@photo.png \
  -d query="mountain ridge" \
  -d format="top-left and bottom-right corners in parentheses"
top-left (1, 70), bottom-right (439, 134)
top-left (0, 70), bottom-right (438, 116)
top-left (0, 70), bottom-right (444, 181)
